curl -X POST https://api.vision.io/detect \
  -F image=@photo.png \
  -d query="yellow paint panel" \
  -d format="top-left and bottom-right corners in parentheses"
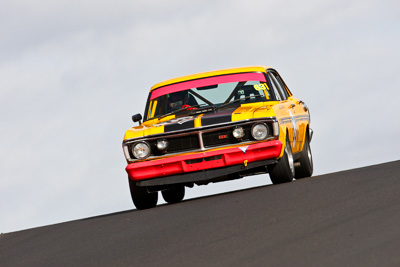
top-left (150, 99), bottom-right (158, 118)
top-left (194, 114), bottom-right (203, 128)
top-left (124, 126), bottom-right (146, 140)
top-left (231, 106), bottom-right (255, 121)
top-left (252, 103), bottom-right (277, 119)
top-left (147, 101), bottom-right (153, 120)
top-left (124, 124), bottom-right (166, 140)
top-left (144, 125), bottom-right (165, 136)
top-left (278, 124), bottom-right (286, 158)
top-left (124, 122), bottom-right (166, 141)
top-left (231, 102), bottom-right (277, 121)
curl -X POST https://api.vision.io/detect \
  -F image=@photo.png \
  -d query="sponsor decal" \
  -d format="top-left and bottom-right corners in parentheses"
top-left (156, 116), bottom-right (193, 126)
top-left (155, 116), bottom-right (196, 132)
top-left (219, 134), bottom-right (228, 139)
top-left (176, 117), bottom-right (193, 124)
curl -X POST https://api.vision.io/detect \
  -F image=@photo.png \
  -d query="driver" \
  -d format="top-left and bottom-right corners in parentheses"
top-left (167, 90), bottom-right (198, 112)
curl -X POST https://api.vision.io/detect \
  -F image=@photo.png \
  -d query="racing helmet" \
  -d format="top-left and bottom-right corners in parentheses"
top-left (168, 91), bottom-right (188, 109)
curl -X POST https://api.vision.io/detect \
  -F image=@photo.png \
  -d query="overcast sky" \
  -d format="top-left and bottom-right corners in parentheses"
top-left (1, 0), bottom-right (399, 233)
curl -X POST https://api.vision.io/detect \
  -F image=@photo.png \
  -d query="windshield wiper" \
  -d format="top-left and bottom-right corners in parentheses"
top-left (158, 104), bottom-right (217, 120)
top-left (157, 105), bottom-right (201, 120)
top-left (215, 95), bottom-right (263, 111)
top-left (188, 105), bottom-right (215, 115)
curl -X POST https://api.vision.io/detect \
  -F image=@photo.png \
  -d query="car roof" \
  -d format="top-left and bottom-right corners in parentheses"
top-left (150, 66), bottom-right (272, 91)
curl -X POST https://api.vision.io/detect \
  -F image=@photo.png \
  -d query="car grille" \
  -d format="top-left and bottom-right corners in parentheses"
top-left (202, 125), bottom-right (252, 148)
top-left (127, 121), bottom-right (274, 159)
top-left (167, 135), bottom-right (200, 153)
top-left (147, 134), bottom-right (200, 156)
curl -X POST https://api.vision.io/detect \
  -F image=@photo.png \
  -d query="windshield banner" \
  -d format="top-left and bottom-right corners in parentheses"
top-left (150, 72), bottom-right (266, 100)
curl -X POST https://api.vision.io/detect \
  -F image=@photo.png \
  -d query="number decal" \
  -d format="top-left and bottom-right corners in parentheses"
top-left (253, 83), bottom-right (269, 91)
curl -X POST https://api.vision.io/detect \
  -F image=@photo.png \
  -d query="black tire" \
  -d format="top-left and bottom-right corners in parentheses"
top-left (268, 136), bottom-right (295, 184)
top-left (295, 132), bottom-right (313, 179)
top-left (128, 178), bottom-right (158, 209)
top-left (162, 185), bottom-right (185, 204)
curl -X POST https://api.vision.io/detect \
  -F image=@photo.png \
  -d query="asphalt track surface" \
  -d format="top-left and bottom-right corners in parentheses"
top-left (1, 161), bottom-right (400, 266)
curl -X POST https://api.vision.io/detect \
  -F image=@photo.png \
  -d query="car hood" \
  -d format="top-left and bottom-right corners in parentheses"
top-left (124, 103), bottom-right (276, 140)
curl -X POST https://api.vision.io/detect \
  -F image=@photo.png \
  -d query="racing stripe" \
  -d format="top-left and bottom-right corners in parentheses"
top-left (201, 109), bottom-right (233, 126)
top-left (279, 115), bottom-right (309, 124)
top-left (164, 118), bottom-right (195, 132)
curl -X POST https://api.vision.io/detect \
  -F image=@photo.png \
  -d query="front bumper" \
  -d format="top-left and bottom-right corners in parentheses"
top-left (126, 140), bottom-right (282, 183)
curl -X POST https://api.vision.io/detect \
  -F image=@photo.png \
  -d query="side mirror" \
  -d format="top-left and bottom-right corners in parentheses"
top-left (132, 113), bottom-right (142, 125)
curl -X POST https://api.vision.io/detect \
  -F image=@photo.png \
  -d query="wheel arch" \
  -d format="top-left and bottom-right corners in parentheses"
top-left (278, 125), bottom-right (290, 158)
top-left (297, 122), bottom-right (311, 153)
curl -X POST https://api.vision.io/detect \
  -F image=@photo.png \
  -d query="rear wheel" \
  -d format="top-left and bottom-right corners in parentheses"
top-left (128, 178), bottom-right (158, 209)
top-left (162, 185), bottom-right (185, 204)
top-left (295, 132), bottom-right (313, 179)
top-left (268, 136), bottom-right (295, 184)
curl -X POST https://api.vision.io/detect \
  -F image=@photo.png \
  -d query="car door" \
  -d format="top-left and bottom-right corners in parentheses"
top-left (267, 70), bottom-right (302, 153)
top-left (270, 71), bottom-right (309, 154)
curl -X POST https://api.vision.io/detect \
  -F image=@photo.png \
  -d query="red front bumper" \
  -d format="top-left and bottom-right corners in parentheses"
top-left (126, 140), bottom-right (282, 181)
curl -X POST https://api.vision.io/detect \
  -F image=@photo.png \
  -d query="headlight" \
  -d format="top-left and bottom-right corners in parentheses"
top-left (232, 127), bottom-right (245, 139)
top-left (132, 142), bottom-right (150, 159)
top-left (156, 139), bottom-right (169, 151)
top-left (251, 123), bottom-right (269, 140)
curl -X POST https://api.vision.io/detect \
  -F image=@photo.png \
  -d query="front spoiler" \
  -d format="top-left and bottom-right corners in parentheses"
top-left (126, 140), bottom-right (282, 185)
top-left (137, 159), bottom-right (278, 187)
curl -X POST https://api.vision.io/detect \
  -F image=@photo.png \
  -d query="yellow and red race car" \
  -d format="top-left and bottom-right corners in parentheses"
top-left (123, 66), bottom-right (313, 209)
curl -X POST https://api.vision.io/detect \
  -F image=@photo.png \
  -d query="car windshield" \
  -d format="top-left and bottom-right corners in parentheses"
top-left (144, 72), bottom-right (273, 121)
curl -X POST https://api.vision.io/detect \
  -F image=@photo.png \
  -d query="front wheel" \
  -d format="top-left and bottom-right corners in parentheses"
top-left (268, 136), bottom-right (295, 184)
top-left (162, 185), bottom-right (185, 204)
top-left (128, 178), bottom-right (158, 210)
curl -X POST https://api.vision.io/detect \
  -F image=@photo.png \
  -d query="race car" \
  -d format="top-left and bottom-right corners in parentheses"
top-left (123, 66), bottom-right (313, 209)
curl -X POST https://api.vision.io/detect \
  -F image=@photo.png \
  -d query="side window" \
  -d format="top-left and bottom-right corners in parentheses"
top-left (270, 73), bottom-right (288, 100)
top-left (267, 73), bottom-right (283, 101)
top-left (274, 74), bottom-right (290, 99)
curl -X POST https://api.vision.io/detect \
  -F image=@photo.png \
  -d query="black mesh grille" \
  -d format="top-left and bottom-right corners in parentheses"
top-left (167, 135), bottom-right (200, 153)
top-left (202, 125), bottom-right (252, 148)
top-left (146, 134), bottom-right (200, 156)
